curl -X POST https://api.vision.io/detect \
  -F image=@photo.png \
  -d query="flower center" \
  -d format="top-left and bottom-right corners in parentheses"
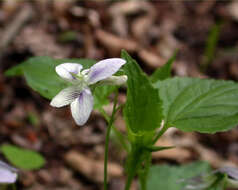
top-left (76, 72), bottom-right (85, 80)
top-left (70, 70), bottom-right (89, 89)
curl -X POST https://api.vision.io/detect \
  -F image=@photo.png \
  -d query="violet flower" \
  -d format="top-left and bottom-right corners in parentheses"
top-left (50, 58), bottom-right (127, 125)
top-left (181, 166), bottom-right (238, 190)
top-left (0, 160), bottom-right (18, 184)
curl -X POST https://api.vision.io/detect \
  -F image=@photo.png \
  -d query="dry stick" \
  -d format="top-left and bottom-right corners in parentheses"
top-left (0, 5), bottom-right (33, 62)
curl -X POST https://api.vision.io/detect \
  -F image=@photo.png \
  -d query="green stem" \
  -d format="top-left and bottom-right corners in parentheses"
top-left (104, 91), bottom-right (119, 190)
top-left (99, 106), bottom-right (129, 152)
top-left (124, 144), bottom-right (143, 190)
top-left (152, 123), bottom-right (169, 144)
top-left (139, 153), bottom-right (152, 190)
top-left (125, 171), bottom-right (135, 190)
top-left (99, 107), bottom-right (110, 121)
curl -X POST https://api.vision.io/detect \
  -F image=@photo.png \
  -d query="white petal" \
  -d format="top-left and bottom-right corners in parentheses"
top-left (0, 161), bottom-right (17, 184)
top-left (70, 89), bottom-right (94, 126)
top-left (87, 58), bottom-right (126, 84)
top-left (0, 169), bottom-right (17, 184)
top-left (81, 69), bottom-right (90, 75)
top-left (50, 86), bottom-right (81, 108)
top-left (56, 63), bottom-right (83, 80)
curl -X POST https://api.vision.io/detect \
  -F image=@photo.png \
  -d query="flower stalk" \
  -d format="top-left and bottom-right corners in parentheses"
top-left (104, 91), bottom-right (119, 190)
top-left (124, 146), bottom-right (143, 190)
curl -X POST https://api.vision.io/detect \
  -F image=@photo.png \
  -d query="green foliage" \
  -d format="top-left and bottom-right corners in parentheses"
top-left (147, 161), bottom-right (211, 190)
top-left (93, 85), bottom-right (117, 109)
top-left (1, 144), bottom-right (45, 170)
top-left (202, 22), bottom-right (222, 71)
top-left (144, 145), bottom-right (174, 152)
top-left (155, 77), bottom-right (238, 133)
top-left (208, 174), bottom-right (227, 190)
top-left (121, 50), bottom-right (163, 133)
top-left (150, 50), bottom-right (177, 83)
top-left (5, 56), bottom-right (116, 109)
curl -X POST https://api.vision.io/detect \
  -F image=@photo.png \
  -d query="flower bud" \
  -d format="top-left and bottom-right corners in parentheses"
top-left (100, 75), bottom-right (128, 85)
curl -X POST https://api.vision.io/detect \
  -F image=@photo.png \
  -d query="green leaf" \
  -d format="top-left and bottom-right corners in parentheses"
top-left (155, 77), bottom-right (238, 133)
top-left (150, 50), bottom-right (177, 83)
top-left (1, 144), bottom-right (45, 170)
top-left (93, 85), bottom-right (117, 109)
top-left (201, 22), bottom-right (222, 72)
top-left (207, 175), bottom-right (227, 190)
top-left (144, 145), bottom-right (174, 152)
top-left (147, 161), bottom-right (211, 190)
top-left (121, 50), bottom-right (163, 133)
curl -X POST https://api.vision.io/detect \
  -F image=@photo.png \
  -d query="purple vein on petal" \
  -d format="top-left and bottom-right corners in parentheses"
top-left (87, 58), bottom-right (126, 84)
top-left (88, 68), bottom-right (104, 83)
top-left (70, 88), bottom-right (94, 126)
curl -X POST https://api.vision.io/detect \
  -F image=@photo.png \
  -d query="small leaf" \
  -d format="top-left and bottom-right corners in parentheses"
top-left (208, 175), bottom-right (227, 190)
top-left (1, 144), bottom-right (45, 170)
top-left (201, 22), bottom-right (222, 72)
top-left (150, 50), bottom-right (177, 83)
top-left (145, 145), bottom-right (174, 152)
top-left (5, 64), bottom-right (23, 76)
top-left (121, 50), bottom-right (163, 133)
top-left (147, 161), bottom-right (211, 190)
top-left (155, 77), bottom-right (238, 133)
